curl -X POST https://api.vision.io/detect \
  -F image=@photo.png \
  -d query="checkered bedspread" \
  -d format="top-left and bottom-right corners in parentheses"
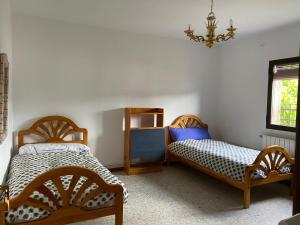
top-left (5, 152), bottom-right (128, 224)
top-left (168, 139), bottom-right (289, 182)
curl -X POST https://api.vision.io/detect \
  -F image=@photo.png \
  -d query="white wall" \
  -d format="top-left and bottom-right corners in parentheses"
top-left (0, 0), bottom-right (13, 184)
top-left (217, 21), bottom-right (300, 150)
top-left (12, 14), bottom-right (219, 167)
top-left (12, 13), bottom-right (300, 168)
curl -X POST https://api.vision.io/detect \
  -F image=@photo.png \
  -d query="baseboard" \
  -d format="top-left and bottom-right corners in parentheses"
top-left (106, 161), bottom-right (173, 172)
top-left (105, 164), bottom-right (124, 172)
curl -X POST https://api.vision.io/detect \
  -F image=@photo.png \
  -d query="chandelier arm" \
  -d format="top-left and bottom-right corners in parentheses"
top-left (216, 34), bottom-right (226, 42)
top-left (185, 32), bottom-right (205, 43)
top-left (216, 31), bottom-right (235, 42)
top-left (195, 35), bottom-right (205, 42)
top-left (224, 32), bottom-right (235, 41)
top-left (224, 35), bottom-right (233, 41)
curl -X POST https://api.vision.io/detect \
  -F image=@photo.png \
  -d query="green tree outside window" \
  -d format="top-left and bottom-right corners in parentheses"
top-left (280, 79), bottom-right (298, 127)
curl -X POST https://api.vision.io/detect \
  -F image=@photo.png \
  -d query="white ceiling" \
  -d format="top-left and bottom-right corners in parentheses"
top-left (12, 0), bottom-right (300, 39)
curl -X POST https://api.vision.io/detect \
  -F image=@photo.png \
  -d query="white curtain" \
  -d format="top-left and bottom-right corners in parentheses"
top-left (271, 79), bottom-right (282, 125)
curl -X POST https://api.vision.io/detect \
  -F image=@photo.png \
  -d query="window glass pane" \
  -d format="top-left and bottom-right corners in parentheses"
top-left (271, 62), bottom-right (299, 127)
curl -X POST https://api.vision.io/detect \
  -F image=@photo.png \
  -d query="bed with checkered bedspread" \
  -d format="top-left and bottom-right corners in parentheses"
top-left (5, 152), bottom-right (128, 225)
top-left (168, 139), bottom-right (290, 182)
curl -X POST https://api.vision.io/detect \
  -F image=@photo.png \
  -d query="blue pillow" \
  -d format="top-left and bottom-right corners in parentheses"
top-left (169, 127), bottom-right (211, 142)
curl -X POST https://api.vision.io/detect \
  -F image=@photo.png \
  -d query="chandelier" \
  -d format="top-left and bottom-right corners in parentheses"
top-left (184, 0), bottom-right (236, 48)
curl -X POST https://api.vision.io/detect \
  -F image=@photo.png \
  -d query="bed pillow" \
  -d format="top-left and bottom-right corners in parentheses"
top-left (169, 127), bottom-right (211, 142)
top-left (18, 143), bottom-right (90, 155)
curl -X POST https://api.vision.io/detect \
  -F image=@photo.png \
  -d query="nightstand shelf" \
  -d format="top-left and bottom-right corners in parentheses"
top-left (130, 127), bottom-right (164, 130)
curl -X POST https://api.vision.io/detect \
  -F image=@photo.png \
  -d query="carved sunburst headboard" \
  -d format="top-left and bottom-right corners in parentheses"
top-left (18, 116), bottom-right (88, 147)
top-left (169, 114), bottom-right (208, 129)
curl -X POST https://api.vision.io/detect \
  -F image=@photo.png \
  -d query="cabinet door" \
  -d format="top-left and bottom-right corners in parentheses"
top-left (130, 129), bottom-right (165, 164)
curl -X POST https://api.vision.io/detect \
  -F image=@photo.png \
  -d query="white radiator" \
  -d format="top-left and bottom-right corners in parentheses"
top-left (261, 134), bottom-right (295, 157)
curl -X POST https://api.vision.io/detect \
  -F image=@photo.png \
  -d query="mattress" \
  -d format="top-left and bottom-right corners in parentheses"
top-left (5, 152), bottom-right (128, 224)
top-left (168, 139), bottom-right (290, 182)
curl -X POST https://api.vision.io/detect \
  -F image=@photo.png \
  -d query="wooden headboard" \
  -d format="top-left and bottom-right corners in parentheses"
top-left (18, 116), bottom-right (88, 147)
top-left (167, 114), bottom-right (208, 144)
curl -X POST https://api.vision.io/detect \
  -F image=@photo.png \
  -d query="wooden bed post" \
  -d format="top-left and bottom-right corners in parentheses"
top-left (165, 127), bottom-right (170, 166)
top-left (0, 185), bottom-right (9, 225)
top-left (166, 150), bottom-right (171, 166)
top-left (115, 191), bottom-right (124, 225)
top-left (115, 206), bottom-right (123, 225)
top-left (0, 206), bottom-right (6, 225)
top-left (0, 212), bottom-right (5, 225)
top-left (243, 188), bottom-right (250, 209)
top-left (243, 166), bottom-right (251, 209)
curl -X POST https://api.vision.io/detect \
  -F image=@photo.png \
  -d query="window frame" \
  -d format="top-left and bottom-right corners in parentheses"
top-left (266, 57), bottom-right (300, 132)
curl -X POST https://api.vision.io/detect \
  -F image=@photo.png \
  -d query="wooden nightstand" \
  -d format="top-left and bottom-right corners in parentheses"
top-left (124, 108), bottom-right (166, 175)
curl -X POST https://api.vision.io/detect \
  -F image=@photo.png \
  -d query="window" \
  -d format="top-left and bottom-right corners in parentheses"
top-left (266, 57), bottom-right (299, 132)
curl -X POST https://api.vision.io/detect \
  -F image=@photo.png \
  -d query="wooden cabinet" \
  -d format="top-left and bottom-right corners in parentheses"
top-left (124, 108), bottom-right (165, 175)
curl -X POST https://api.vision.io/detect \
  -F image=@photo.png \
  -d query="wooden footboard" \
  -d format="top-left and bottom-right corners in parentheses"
top-left (246, 145), bottom-right (294, 185)
top-left (243, 145), bottom-right (295, 208)
top-left (0, 166), bottom-right (124, 225)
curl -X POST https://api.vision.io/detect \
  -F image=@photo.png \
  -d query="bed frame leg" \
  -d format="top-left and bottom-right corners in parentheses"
top-left (0, 185), bottom-right (9, 225)
top-left (0, 203), bottom-right (7, 225)
top-left (165, 151), bottom-right (171, 166)
top-left (243, 188), bottom-right (250, 209)
top-left (115, 192), bottom-right (123, 225)
top-left (0, 212), bottom-right (5, 225)
top-left (115, 209), bottom-right (123, 225)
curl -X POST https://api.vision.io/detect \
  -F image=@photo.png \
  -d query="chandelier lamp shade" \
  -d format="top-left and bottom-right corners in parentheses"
top-left (184, 0), bottom-right (237, 48)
